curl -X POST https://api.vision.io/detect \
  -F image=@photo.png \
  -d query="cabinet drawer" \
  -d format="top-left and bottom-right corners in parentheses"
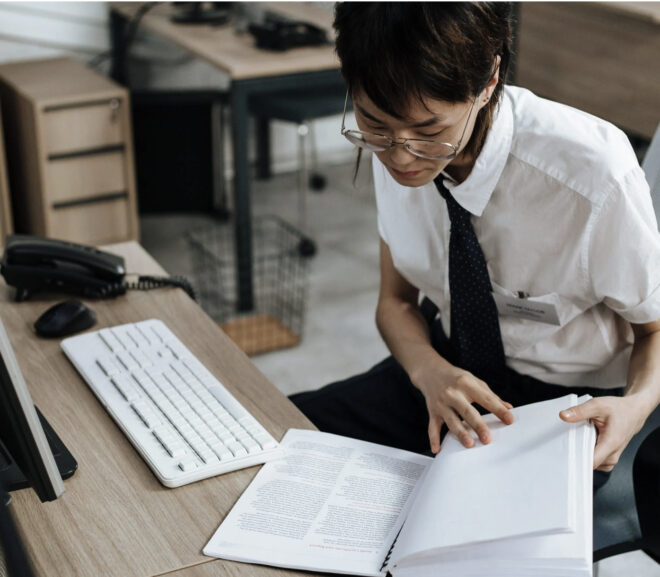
top-left (45, 151), bottom-right (126, 205)
top-left (43, 99), bottom-right (123, 155)
top-left (48, 197), bottom-right (131, 245)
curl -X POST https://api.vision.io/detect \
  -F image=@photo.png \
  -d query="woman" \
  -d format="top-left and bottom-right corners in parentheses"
top-left (291, 2), bottom-right (660, 476)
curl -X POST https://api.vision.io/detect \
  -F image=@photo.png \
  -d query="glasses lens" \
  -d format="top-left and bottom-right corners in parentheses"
top-left (344, 131), bottom-right (390, 152)
top-left (407, 142), bottom-right (457, 160)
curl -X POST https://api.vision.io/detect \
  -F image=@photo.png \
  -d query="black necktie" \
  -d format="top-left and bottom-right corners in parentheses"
top-left (436, 176), bottom-right (506, 380)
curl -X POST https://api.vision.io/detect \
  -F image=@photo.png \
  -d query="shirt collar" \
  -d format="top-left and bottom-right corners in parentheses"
top-left (439, 92), bottom-right (514, 217)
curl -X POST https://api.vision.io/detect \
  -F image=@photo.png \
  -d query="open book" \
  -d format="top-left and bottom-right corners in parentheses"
top-left (204, 394), bottom-right (596, 577)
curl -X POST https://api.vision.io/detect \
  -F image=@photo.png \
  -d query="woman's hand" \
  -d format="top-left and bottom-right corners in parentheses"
top-left (411, 353), bottom-right (514, 454)
top-left (559, 396), bottom-right (649, 471)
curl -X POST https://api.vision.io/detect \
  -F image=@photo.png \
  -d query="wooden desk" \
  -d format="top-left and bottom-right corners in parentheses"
top-left (0, 99), bottom-right (11, 240)
top-left (516, 2), bottom-right (660, 140)
top-left (110, 3), bottom-right (343, 312)
top-left (2, 242), bottom-right (320, 577)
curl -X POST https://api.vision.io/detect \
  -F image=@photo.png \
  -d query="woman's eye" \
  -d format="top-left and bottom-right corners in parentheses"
top-left (418, 130), bottom-right (444, 139)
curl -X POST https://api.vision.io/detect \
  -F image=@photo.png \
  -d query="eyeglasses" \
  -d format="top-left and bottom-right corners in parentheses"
top-left (340, 91), bottom-right (477, 161)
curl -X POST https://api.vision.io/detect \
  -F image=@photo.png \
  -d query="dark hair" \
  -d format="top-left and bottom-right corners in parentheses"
top-left (334, 2), bottom-right (514, 159)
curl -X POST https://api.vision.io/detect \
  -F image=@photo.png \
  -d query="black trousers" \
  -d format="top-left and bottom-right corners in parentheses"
top-left (290, 320), bottom-right (621, 487)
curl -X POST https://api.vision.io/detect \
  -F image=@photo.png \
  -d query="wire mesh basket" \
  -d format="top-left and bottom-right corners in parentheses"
top-left (186, 215), bottom-right (308, 355)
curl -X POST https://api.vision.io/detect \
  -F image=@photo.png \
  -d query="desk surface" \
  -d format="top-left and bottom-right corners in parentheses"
top-left (111, 2), bottom-right (339, 80)
top-left (3, 242), bottom-right (320, 577)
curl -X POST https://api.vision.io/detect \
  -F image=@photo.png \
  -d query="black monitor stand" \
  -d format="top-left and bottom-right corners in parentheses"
top-left (0, 406), bottom-right (77, 494)
top-left (1, 487), bottom-right (36, 577)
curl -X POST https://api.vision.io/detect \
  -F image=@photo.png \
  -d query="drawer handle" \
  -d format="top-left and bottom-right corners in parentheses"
top-left (44, 98), bottom-right (123, 113)
top-left (48, 144), bottom-right (125, 162)
top-left (52, 191), bottom-right (129, 210)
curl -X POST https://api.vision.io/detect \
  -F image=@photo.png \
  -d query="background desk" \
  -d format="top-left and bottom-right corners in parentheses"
top-left (2, 242), bottom-right (321, 577)
top-left (110, 2), bottom-right (343, 312)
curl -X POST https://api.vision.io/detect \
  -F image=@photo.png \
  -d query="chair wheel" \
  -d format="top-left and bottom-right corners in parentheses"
top-left (298, 238), bottom-right (317, 257)
top-left (310, 174), bottom-right (326, 191)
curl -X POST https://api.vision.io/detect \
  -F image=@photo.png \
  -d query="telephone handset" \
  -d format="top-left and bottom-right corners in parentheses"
top-left (1, 235), bottom-right (195, 302)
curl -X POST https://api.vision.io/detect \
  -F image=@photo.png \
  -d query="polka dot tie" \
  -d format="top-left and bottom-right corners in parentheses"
top-left (436, 177), bottom-right (506, 380)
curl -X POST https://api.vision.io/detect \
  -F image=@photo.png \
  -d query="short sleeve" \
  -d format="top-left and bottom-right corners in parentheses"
top-left (589, 166), bottom-right (660, 323)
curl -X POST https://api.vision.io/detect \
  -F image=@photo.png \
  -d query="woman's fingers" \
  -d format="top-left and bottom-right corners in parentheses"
top-left (422, 370), bottom-right (515, 451)
top-left (427, 415), bottom-right (444, 454)
top-left (459, 403), bottom-right (492, 444)
top-left (444, 409), bottom-right (477, 448)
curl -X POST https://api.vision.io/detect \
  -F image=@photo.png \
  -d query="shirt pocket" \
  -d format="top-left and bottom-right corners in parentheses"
top-left (490, 281), bottom-right (584, 356)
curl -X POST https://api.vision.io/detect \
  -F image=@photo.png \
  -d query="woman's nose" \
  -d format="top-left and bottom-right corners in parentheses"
top-left (388, 142), bottom-right (417, 164)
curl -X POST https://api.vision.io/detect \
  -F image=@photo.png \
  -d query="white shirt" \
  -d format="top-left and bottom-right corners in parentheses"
top-left (374, 85), bottom-right (660, 389)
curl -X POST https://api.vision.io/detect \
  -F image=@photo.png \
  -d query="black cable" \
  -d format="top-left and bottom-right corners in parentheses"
top-left (123, 275), bottom-right (197, 302)
top-left (88, 3), bottom-right (160, 71)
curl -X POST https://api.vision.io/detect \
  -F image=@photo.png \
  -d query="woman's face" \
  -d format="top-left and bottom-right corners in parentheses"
top-left (352, 91), bottom-right (485, 187)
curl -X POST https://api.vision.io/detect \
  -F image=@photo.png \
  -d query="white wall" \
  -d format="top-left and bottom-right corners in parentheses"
top-left (0, 2), bottom-right (110, 62)
top-left (0, 1), bottom-right (355, 180)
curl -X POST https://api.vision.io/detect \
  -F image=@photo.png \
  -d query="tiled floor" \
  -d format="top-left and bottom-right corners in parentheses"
top-left (140, 160), bottom-right (660, 577)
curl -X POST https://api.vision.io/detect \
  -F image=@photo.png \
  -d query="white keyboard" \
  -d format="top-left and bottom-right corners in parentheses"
top-left (61, 319), bottom-right (280, 487)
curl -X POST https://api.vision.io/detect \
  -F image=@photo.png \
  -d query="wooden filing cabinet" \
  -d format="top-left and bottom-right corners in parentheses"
top-left (0, 57), bottom-right (139, 245)
top-left (0, 100), bottom-right (12, 241)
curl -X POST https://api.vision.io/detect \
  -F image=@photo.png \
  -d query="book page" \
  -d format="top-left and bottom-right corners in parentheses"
top-left (390, 395), bottom-right (580, 565)
top-left (392, 408), bottom-right (595, 577)
top-left (204, 429), bottom-right (432, 576)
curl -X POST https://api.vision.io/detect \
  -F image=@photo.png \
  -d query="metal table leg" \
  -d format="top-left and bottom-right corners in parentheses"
top-left (231, 82), bottom-right (254, 312)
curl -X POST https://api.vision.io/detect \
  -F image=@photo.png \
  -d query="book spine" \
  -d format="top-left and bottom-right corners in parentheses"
top-left (379, 526), bottom-right (403, 572)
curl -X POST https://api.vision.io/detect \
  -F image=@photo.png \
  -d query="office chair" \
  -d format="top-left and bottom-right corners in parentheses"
top-left (249, 83), bottom-right (350, 257)
top-left (593, 405), bottom-right (660, 571)
top-left (634, 425), bottom-right (660, 563)
top-left (643, 122), bottom-right (660, 216)
top-left (592, 123), bottom-right (660, 575)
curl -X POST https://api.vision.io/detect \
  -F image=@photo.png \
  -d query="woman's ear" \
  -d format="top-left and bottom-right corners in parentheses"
top-left (482, 55), bottom-right (501, 105)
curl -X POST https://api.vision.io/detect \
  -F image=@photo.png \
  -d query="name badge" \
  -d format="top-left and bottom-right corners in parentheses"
top-left (492, 293), bottom-right (561, 326)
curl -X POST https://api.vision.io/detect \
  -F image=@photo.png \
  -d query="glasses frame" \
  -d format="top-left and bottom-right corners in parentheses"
top-left (340, 91), bottom-right (477, 161)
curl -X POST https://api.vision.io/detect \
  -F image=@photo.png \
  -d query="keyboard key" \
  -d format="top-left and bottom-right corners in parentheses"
top-left (134, 323), bottom-right (154, 346)
top-left (200, 453), bottom-right (219, 466)
top-left (178, 459), bottom-right (197, 472)
top-left (116, 350), bottom-right (139, 371)
top-left (219, 432), bottom-right (235, 444)
top-left (168, 342), bottom-right (189, 359)
top-left (126, 325), bottom-right (150, 349)
top-left (130, 349), bottom-right (153, 369)
top-left (242, 438), bottom-right (262, 454)
top-left (111, 375), bottom-right (140, 401)
top-left (97, 355), bottom-right (122, 376)
top-left (150, 323), bottom-right (174, 344)
top-left (99, 329), bottom-right (123, 352)
top-left (227, 441), bottom-right (248, 458)
top-left (214, 445), bottom-right (234, 461)
top-left (132, 401), bottom-right (161, 429)
top-left (206, 385), bottom-right (249, 420)
top-left (255, 434), bottom-right (278, 450)
top-left (153, 429), bottom-right (186, 458)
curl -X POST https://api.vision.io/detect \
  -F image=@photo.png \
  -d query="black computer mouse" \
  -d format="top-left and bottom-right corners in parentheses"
top-left (34, 300), bottom-right (97, 338)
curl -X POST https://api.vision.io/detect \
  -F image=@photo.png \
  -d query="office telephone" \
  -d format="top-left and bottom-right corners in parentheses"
top-left (1, 235), bottom-right (195, 302)
top-left (248, 14), bottom-right (329, 51)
